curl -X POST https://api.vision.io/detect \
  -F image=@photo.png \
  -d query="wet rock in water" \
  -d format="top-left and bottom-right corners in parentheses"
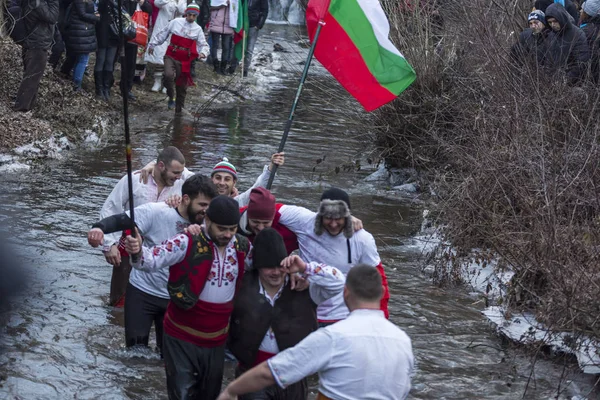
top-left (273, 43), bottom-right (287, 52)
top-left (255, 53), bottom-right (274, 67)
top-left (390, 167), bottom-right (419, 186)
top-left (364, 164), bottom-right (389, 182)
top-left (393, 183), bottom-right (419, 193)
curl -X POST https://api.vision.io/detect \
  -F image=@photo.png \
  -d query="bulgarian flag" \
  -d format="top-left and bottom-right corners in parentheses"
top-left (233, 0), bottom-right (249, 61)
top-left (306, 0), bottom-right (416, 111)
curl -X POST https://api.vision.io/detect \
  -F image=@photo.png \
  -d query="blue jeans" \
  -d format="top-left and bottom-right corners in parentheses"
top-left (73, 53), bottom-right (90, 86)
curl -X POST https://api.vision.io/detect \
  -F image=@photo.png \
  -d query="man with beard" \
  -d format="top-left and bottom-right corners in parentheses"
top-left (277, 188), bottom-right (390, 326)
top-left (123, 195), bottom-right (251, 399)
top-left (100, 146), bottom-right (193, 307)
top-left (88, 174), bottom-right (218, 354)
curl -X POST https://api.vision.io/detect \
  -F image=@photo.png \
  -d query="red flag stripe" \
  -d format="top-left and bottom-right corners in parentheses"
top-left (307, 12), bottom-right (396, 112)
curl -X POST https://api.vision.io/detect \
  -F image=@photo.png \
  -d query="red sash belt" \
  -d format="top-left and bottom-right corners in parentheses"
top-left (253, 350), bottom-right (276, 367)
top-left (166, 34), bottom-right (199, 87)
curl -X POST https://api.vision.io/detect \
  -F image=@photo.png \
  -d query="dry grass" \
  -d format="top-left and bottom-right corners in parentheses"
top-left (376, 0), bottom-right (600, 339)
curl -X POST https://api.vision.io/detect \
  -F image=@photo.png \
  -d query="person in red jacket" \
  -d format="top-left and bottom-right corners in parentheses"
top-left (238, 188), bottom-right (299, 255)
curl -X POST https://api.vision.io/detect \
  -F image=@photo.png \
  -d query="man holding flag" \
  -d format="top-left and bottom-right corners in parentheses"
top-left (147, 2), bottom-right (209, 114)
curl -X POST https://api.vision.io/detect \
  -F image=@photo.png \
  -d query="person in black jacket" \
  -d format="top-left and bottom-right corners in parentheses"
top-left (511, 10), bottom-right (550, 67)
top-left (94, 0), bottom-right (120, 99)
top-left (6, 0), bottom-right (27, 44)
top-left (545, 3), bottom-right (590, 83)
top-left (227, 0), bottom-right (268, 77)
top-left (60, 0), bottom-right (100, 91)
top-left (227, 228), bottom-right (345, 400)
top-left (535, 0), bottom-right (580, 25)
top-left (121, 0), bottom-right (152, 100)
top-left (13, 0), bottom-right (60, 111)
top-left (580, 0), bottom-right (600, 82)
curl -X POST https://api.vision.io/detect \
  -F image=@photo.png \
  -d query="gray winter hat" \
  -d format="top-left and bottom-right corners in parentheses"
top-left (314, 188), bottom-right (353, 239)
top-left (583, 0), bottom-right (600, 17)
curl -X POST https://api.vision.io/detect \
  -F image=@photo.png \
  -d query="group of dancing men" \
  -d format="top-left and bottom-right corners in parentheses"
top-left (86, 146), bottom-right (414, 399)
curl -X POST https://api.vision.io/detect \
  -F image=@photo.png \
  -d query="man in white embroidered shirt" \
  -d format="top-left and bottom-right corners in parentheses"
top-left (217, 265), bottom-right (414, 400)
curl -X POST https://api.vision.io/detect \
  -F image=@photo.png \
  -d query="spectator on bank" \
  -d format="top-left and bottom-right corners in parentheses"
top-left (60, 0), bottom-right (100, 91)
top-left (94, 0), bottom-right (120, 100)
top-left (227, 0), bottom-right (268, 77)
top-left (13, 0), bottom-right (59, 112)
top-left (50, 0), bottom-right (73, 71)
top-left (535, 0), bottom-right (580, 25)
top-left (544, 3), bottom-right (590, 83)
top-left (6, 0), bottom-right (26, 44)
top-left (511, 10), bottom-right (550, 67)
top-left (144, 0), bottom-right (186, 93)
top-left (580, 0), bottom-right (600, 82)
top-left (121, 0), bottom-right (153, 100)
top-left (209, 0), bottom-right (234, 75)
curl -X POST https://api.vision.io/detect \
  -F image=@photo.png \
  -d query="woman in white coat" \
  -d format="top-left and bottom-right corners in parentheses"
top-left (145, 0), bottom-right (187, 92)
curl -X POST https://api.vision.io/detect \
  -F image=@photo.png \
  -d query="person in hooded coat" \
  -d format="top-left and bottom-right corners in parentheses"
top-left (544, 3), bottom-right (590, 83)
top-left (93, 0), bottom-right (120, 100)
top-left (511, 10), bottom-right (550, 67)
top-left (535, 0), bottom-right (580, 25)
top-left (61, 0), bottom-right (100, 91)
top-left (580, 0), bottom-right (600, 82)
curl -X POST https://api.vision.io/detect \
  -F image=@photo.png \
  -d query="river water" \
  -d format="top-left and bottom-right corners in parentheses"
top-left (0, 25), bottom-right (598, 400)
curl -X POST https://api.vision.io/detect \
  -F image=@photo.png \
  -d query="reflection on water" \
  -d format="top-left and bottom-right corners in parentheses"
top-left (1, 25), bottom-right (598, 400)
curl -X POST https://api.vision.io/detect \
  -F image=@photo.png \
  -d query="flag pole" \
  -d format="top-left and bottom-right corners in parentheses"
top-left (116, 0), bottom-right (138, 247)
top-left (266, 20), bottom-right (325, 190)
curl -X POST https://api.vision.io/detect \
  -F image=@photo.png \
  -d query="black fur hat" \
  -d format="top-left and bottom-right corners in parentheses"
top-left (253, 228), bottom-right (288, 269)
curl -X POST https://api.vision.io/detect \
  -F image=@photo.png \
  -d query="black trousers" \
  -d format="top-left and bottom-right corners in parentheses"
top-left (124, 282), bottom-right (169, 355)
top-left (14, 47), bottom-right (49, 111)
top-left (163, 333), bottom-right (225, 400)
top-left (120, 43), bottom-right (138, 94)
top-left (235, 364), bottom-right (308, 400)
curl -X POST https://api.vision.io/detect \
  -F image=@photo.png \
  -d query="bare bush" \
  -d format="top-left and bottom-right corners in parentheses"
top-left (376, 0), bottom-right (600, 340)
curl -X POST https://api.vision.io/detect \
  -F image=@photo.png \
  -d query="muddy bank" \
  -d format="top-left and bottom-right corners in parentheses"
top-left (0, 38), bottom-right (254, 166)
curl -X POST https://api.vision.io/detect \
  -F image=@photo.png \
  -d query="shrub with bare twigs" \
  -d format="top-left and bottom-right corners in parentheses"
top-left (376, 0), bottom-right (600, 342)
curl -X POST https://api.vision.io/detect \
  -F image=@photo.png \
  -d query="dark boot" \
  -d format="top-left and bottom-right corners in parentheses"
top-left (213, 59), bottom-right (220, 73)
top-left (102, 71), bottom-right (113, 101)
top-left (219, 60), bottom-right (228, 75)
top-left (94, 71), bottom-right (103, 100)
top-left (226, 63), bottom-right (237, 75)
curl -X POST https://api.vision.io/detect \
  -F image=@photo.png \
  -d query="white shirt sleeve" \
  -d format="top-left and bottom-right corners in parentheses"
top-left (150, 18), bottom-right (176, 48)
top-left (234, 165), bottom-right (270, 207)
top-left (243, 241), bottom-right (253, 270)
top-left (125, 202), bottom-right (156, 235)
top-left (176, 0), bottom-right (186, 15)
top-left (357, 231), bottom-right (381, 267)
top-left (99, 176), bottom-right (130, 250)
top-left (267, 328), bottom-right (333, 389)
top-left (131, 233), bottom-right (190, 272)
top-left (305, 262), bottom-right (345, 305)
top-left (181, 167), bottom-right (195, 180)
top-left (277, 205), bottom-right (316, 234)
top-left (196, 26), bottom-right (210, 57)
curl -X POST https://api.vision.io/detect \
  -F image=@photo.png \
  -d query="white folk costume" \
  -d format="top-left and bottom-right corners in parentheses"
top-left (144, 0), bottom-right (187, 92)
top-left (148, 6), bottom-right (209, 112)
top-left (278, 188), bottom-right (390, 323)
top-left (267, 309), bottom-right (414, 400)
top-left (99, 167), bottom-right (193, 306)
top-left (129, 196), bottom-right (251, 399)
top-left (92, 201), bottom-right (191, 353)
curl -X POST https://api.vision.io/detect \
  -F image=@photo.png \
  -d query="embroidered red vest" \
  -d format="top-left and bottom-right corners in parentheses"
top-left (164, 231), bottom-right (249, 347)
top-left (166, 34), bottom-right (199, 87)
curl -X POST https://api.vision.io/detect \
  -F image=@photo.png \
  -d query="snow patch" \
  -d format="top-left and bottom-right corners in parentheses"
top-left (0, 162), bottom-right (30, 173)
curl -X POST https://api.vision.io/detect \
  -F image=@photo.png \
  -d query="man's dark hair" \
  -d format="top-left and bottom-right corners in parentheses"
top-left (158, 146), bottom-right (185, 167)
top-left (346, 265), bottom-right (383, 302)
top-left (182, 174), bottom-right (218, 199)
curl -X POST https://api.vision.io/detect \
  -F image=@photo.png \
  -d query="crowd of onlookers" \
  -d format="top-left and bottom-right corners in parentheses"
top-left (5, 0), bottom-right (269, 112)
top-left (511, 0), bottom-right (600, 84)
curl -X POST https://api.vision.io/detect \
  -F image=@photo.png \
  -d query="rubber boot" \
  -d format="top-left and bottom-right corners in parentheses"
top-left (94, 71), bottom-right (104, 99)
top-left (219, 60), bottom-right (228, 75)
top-left (151, 72), bottom-right (162, 92)
top-left (102, 70), bottom-right (113, 101)
top-left (213, 59), bottom-right (220, 73)
top-left (226, 63), bottom-right (237, 75)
